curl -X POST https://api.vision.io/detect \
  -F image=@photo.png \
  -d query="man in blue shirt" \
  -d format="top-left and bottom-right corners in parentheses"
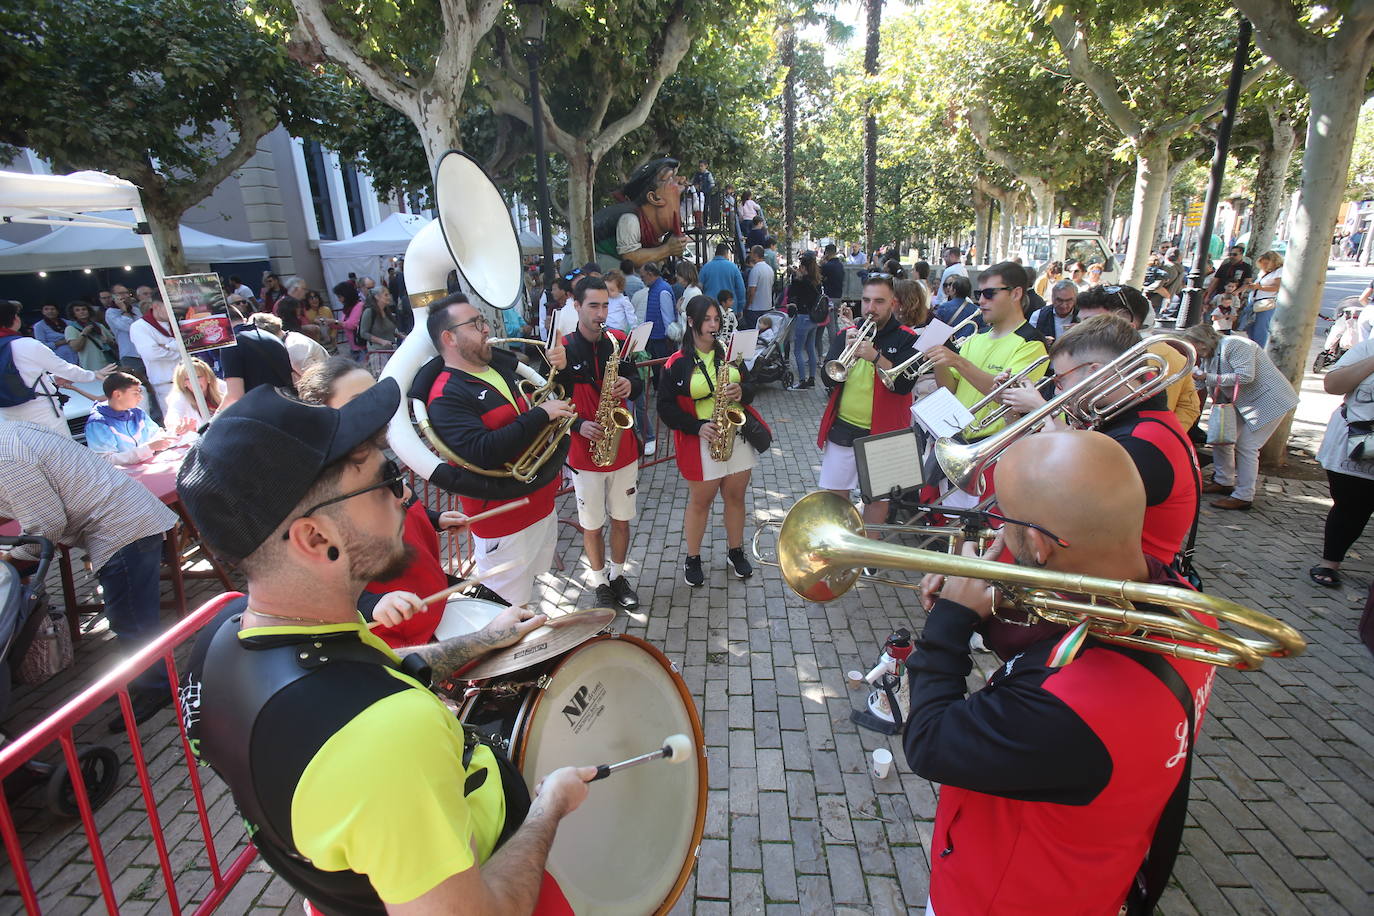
top-left (642, 261), bottom-right (677, 363)
top-left (700, 242), bottom-right (747, 317)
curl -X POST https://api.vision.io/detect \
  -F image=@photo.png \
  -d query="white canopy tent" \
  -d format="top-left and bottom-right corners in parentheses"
top-left (0, 210), bottom-right (268, 274)
top-left (0, 168), bottom-right (210, 415)
top-left (318, 212), bottom-right (428, 294)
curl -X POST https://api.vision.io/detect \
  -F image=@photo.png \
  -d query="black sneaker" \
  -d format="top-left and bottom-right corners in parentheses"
top-left (684, 555), bottom-right (705, 587)
top-left (594, 582), bottom-right (617, 607)
top-left (609, 576), bottom-right (640, 609)
top-left (727, 547), bottom-right (753, 580)
top-left (107, 687), bottom-right (172, 733)
top-left (804, 377), bottom-right (815, 388)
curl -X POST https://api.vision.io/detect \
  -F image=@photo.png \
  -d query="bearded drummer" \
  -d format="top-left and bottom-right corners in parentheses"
top-left (412, 292), bottom-right (577, 608)
top-left (176, 382), bottom-right (594, 914)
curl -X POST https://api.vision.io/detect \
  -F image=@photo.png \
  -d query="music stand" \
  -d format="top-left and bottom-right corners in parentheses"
top-left (854, 428), bottom-right (924, 504)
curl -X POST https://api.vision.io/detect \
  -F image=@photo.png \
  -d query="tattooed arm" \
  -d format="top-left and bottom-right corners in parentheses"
top-left (394, 604), bottom-right (547, 682)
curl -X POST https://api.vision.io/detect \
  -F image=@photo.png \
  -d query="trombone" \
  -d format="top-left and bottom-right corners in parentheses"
top-left (823, 316), bottom-right (878, 382)
top-left (773, 491), bottom-right (1306, 670)
top-left (937, 336), bottom-right (1195, 494)
top-left (876, 315), bottom-right (981, 390)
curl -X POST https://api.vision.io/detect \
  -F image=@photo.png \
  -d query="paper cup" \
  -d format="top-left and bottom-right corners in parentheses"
top-left (871, 747), bottom-right (893, 779)
top-left (846, 670), bottom-right (865, 689)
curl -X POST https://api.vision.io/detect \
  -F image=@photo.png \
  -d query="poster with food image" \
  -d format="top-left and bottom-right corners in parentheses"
top-left (165, 273), bottom-right (236, 353)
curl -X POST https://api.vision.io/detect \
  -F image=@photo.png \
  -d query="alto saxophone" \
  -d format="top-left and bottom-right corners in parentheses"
top-left (591, 331), bottom-right (635, 467)
top-left (709, 353), bottom-right (747, 463)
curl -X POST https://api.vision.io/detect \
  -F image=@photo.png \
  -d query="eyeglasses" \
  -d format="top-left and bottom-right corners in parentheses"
top-left (281, 459), bottom-right (406, 540)
top-left (975, 286), bottom-right (1012, 299)
top-left (982, 510), bottom-right (1071, 548)
top-left (1053, 361), bottom-right (1099, 389)
top-left (447, 315), bottom-right (490, 334)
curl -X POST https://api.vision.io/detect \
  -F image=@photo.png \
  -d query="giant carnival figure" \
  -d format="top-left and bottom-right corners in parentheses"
top-left (593, 157), bottom-right (690, 272)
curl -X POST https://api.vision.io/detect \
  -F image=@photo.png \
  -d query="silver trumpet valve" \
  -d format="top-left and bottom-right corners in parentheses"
top-left (823, 316), bottom-right (878, 383)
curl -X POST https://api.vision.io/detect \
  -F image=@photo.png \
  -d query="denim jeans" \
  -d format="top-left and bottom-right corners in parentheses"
top-left (1248, 307), bottom-right (1276, 347)
top-left (633, 387), bottom-right (655, 443)
top-left (792, 314), bottom-right (818, 380)
top-left (97, 533), bottom-right (168, 689)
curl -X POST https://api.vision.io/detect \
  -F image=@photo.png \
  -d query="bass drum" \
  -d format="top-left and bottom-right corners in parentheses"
top-left (458, 634), bottom-right (706, 915)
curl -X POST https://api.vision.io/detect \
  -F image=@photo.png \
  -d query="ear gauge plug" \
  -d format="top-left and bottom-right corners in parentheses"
top-left (327, 547), bottom-right (340, 562)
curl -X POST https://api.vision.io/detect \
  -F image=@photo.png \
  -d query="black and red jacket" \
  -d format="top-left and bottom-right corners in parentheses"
top-left (816, 316), bottom-right (919, 448)
top-left (1099, 393), bottom-right (1200, 564)
top-left (656, 345), bottom-right (762, 482)
top-left (410, 348), bottom-right (568, 537)
top-left (552, 327), bottom-right (644, 473)
top-left (904, 558), bottom-right (1216, 915)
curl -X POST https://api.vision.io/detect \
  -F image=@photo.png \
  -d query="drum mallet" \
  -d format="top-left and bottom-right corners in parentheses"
top-left (589, 734), bottom-right (693, 781)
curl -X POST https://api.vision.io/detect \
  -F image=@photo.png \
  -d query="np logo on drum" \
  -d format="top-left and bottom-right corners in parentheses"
top-left (561, 681), bottom-right (607, 732)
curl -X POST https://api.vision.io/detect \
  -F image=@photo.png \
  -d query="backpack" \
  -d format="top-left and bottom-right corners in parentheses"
top-left (0, 336), bottom-right (40, 408)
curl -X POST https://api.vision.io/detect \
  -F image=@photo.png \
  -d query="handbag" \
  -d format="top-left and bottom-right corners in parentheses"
top-left (1206, 381), bottom-right (1240, 446)
top-left (742, 406), bottom-right (772, 454)
top-left (17, 610), bottom-right (75, 685)
top-left (810, 295), bottom-right (831, 325)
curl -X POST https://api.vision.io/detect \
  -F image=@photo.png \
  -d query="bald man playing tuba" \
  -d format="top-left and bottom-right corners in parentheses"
top-left (906, 431), bottom-right (1216, 916)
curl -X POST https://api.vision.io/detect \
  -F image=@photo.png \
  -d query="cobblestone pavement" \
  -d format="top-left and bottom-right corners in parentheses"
top-left (2, 353), bottom-right (1372, 914)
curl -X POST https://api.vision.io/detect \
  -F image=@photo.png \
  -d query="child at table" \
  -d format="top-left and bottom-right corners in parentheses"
top-left (85, 371), bottom-right (183, 466)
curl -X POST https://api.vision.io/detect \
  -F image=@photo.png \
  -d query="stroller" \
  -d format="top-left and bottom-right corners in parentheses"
top-left (1, 536), bottom-right (121, 817)
top-left (746, 308), bottom-right (795, 387)
top-left (1313, 297), bottom-right (1364, 373)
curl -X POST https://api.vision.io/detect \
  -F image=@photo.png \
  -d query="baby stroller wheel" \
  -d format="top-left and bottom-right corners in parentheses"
top-left (44, 745), bottom-right (120, 818)
top-left (783, 367), bottom-right (795, 388)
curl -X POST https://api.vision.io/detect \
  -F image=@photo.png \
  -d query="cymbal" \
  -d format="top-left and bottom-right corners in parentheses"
top-left (458, 607), bottom-right (617, 680)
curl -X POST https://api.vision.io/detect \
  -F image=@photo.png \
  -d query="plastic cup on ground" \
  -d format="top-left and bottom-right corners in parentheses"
top-left (872, 747), bottom-right (893, 779)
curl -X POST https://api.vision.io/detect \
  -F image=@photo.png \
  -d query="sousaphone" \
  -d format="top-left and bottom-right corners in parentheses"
top-left (380, 150), bottom-right (546, 489)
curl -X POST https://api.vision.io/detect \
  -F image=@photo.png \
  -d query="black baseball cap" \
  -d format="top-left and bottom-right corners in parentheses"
top-left (176, 380), bottom-right (401, 564)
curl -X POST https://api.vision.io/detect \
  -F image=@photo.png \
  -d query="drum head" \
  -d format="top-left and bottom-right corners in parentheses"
top-left (517, 635), bottom-right (706, 916)
top-left (431, 597), bottom-right (505, 642)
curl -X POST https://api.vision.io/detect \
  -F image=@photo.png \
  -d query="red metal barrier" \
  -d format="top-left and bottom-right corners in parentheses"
top-left (0, 593), bottom-right (257, 915)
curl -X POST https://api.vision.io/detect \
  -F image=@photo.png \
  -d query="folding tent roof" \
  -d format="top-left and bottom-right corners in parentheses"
top-left (0, 210), bottom-right (269, 274)
top-left (318, 212), bottom-right (429, 258)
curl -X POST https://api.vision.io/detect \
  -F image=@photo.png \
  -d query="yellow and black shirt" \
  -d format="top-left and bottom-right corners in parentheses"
top-left (180, 597), bottom-right (507, 913)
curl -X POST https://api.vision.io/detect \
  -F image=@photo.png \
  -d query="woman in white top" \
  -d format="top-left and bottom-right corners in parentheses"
top-left (164, 356), bottom-right (226, 433)
top-left (0, 301), bottom-right (112, 435)
top-left (1312, 338), bottom-right (1374, 588)
top-left (1241, 250), bottom-right (1283, 347)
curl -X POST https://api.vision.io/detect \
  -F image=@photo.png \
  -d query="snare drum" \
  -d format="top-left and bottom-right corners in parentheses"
top-left (459, 634), bottom-right (706, 916)
top-left (432, 596), bottom-right (505, 641)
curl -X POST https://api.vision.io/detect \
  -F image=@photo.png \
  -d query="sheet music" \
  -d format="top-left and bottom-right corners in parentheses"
top-left (626, 321), bottom-right (653, 355)
top-left (856, 431), bottom-right (924, 498)
top-left (913, 318), bottom-right (955, 353)
top-left (727, 328), bottom-right (759, 362)
top-left (911, 388), bottom-right (975, 439)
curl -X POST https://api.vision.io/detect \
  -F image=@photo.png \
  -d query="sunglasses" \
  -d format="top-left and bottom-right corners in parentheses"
top-left (281, 459), bottom-right (406, 540)
top-left (974, 286), bottom-right (1012, 299)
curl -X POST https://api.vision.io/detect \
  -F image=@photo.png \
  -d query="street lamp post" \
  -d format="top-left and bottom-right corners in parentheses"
top-left (517, 0), bottom-right (555, 326)
top-left (1178, 16), bottom-right (1252, 328)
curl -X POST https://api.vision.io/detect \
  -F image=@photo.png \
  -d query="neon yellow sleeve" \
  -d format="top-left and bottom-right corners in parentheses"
top-left (291, 686), bottom-right (506, 904)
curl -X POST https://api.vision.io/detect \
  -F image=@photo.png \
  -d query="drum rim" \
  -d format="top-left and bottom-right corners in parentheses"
top-left (512, 632), bottom-right (708, 916)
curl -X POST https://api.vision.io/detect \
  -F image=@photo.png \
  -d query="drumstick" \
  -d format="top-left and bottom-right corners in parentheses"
top-left (458, 497), bottom-right (530, 527)
top-left (589, 734), bottom-right (693, 782)
top-left (366, 559), bottom-right (519, 630)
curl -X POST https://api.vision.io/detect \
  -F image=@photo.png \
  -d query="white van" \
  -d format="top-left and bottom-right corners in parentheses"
top-left (1019, 228), bottom-right (1120, 284)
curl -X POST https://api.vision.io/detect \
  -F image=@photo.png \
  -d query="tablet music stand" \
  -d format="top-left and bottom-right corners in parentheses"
top-left (854, 428), bottom-right (924, 504)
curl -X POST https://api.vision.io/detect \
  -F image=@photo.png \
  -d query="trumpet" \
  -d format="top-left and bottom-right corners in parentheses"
top-left (876, 315), bottom-right (981, 390)
top-left (774, 491), bottom-right (1306, 670)
top-left (823, 316), bottom-right (877, 382)
top-left (960, 355), bottom-right (1052, 436)
top-left (937, 337), bottom-right (1195, 493)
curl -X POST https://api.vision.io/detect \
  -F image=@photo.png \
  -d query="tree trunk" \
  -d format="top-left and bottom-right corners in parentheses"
top-left (1153, 157), bottom-right (1189, 252)
top-left (781, 24), bottom-right (797, 263)
top-left (1248, 105), bottom-right (1297, 257)
top-left (997, 196), bottom-right (1015, 263)
top-left (1260, 74), bottom-right (1368, 465)
top-left (1100, 171), bottom-right (1126, 235)
top-left (142, 199), bottom-right (189, 276)
top-left (862, 0), bottom-right (882, 257)
top-left (565, 149), bottom-right (597, 266)
top-left (1120, 137), bottom-right (1172, 284)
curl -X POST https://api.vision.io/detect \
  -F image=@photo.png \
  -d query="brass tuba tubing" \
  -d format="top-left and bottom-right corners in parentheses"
top-left (487, 337), bottom-right (549, 348)
top-left (775, 491), bottom-right (1306, 670)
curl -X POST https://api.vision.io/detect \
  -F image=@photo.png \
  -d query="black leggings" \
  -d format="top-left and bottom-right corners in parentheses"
top-left (1323, 470), bottom-right (1374, 562)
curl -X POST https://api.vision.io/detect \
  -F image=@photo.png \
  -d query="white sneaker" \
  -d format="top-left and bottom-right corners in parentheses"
top-left (644, 439), bottom-right (657, 457)
top-left (969, 632), bottom-right (990, 653)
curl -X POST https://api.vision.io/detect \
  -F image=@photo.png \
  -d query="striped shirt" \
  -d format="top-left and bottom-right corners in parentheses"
top-left (0, 421), bottom-right (177, 570)
top-left (1199, 335), bottom-right (1298, 430)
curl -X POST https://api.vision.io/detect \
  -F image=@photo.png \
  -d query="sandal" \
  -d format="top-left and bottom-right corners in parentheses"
top-left (1308, 565), bottom-right (1341, 588)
